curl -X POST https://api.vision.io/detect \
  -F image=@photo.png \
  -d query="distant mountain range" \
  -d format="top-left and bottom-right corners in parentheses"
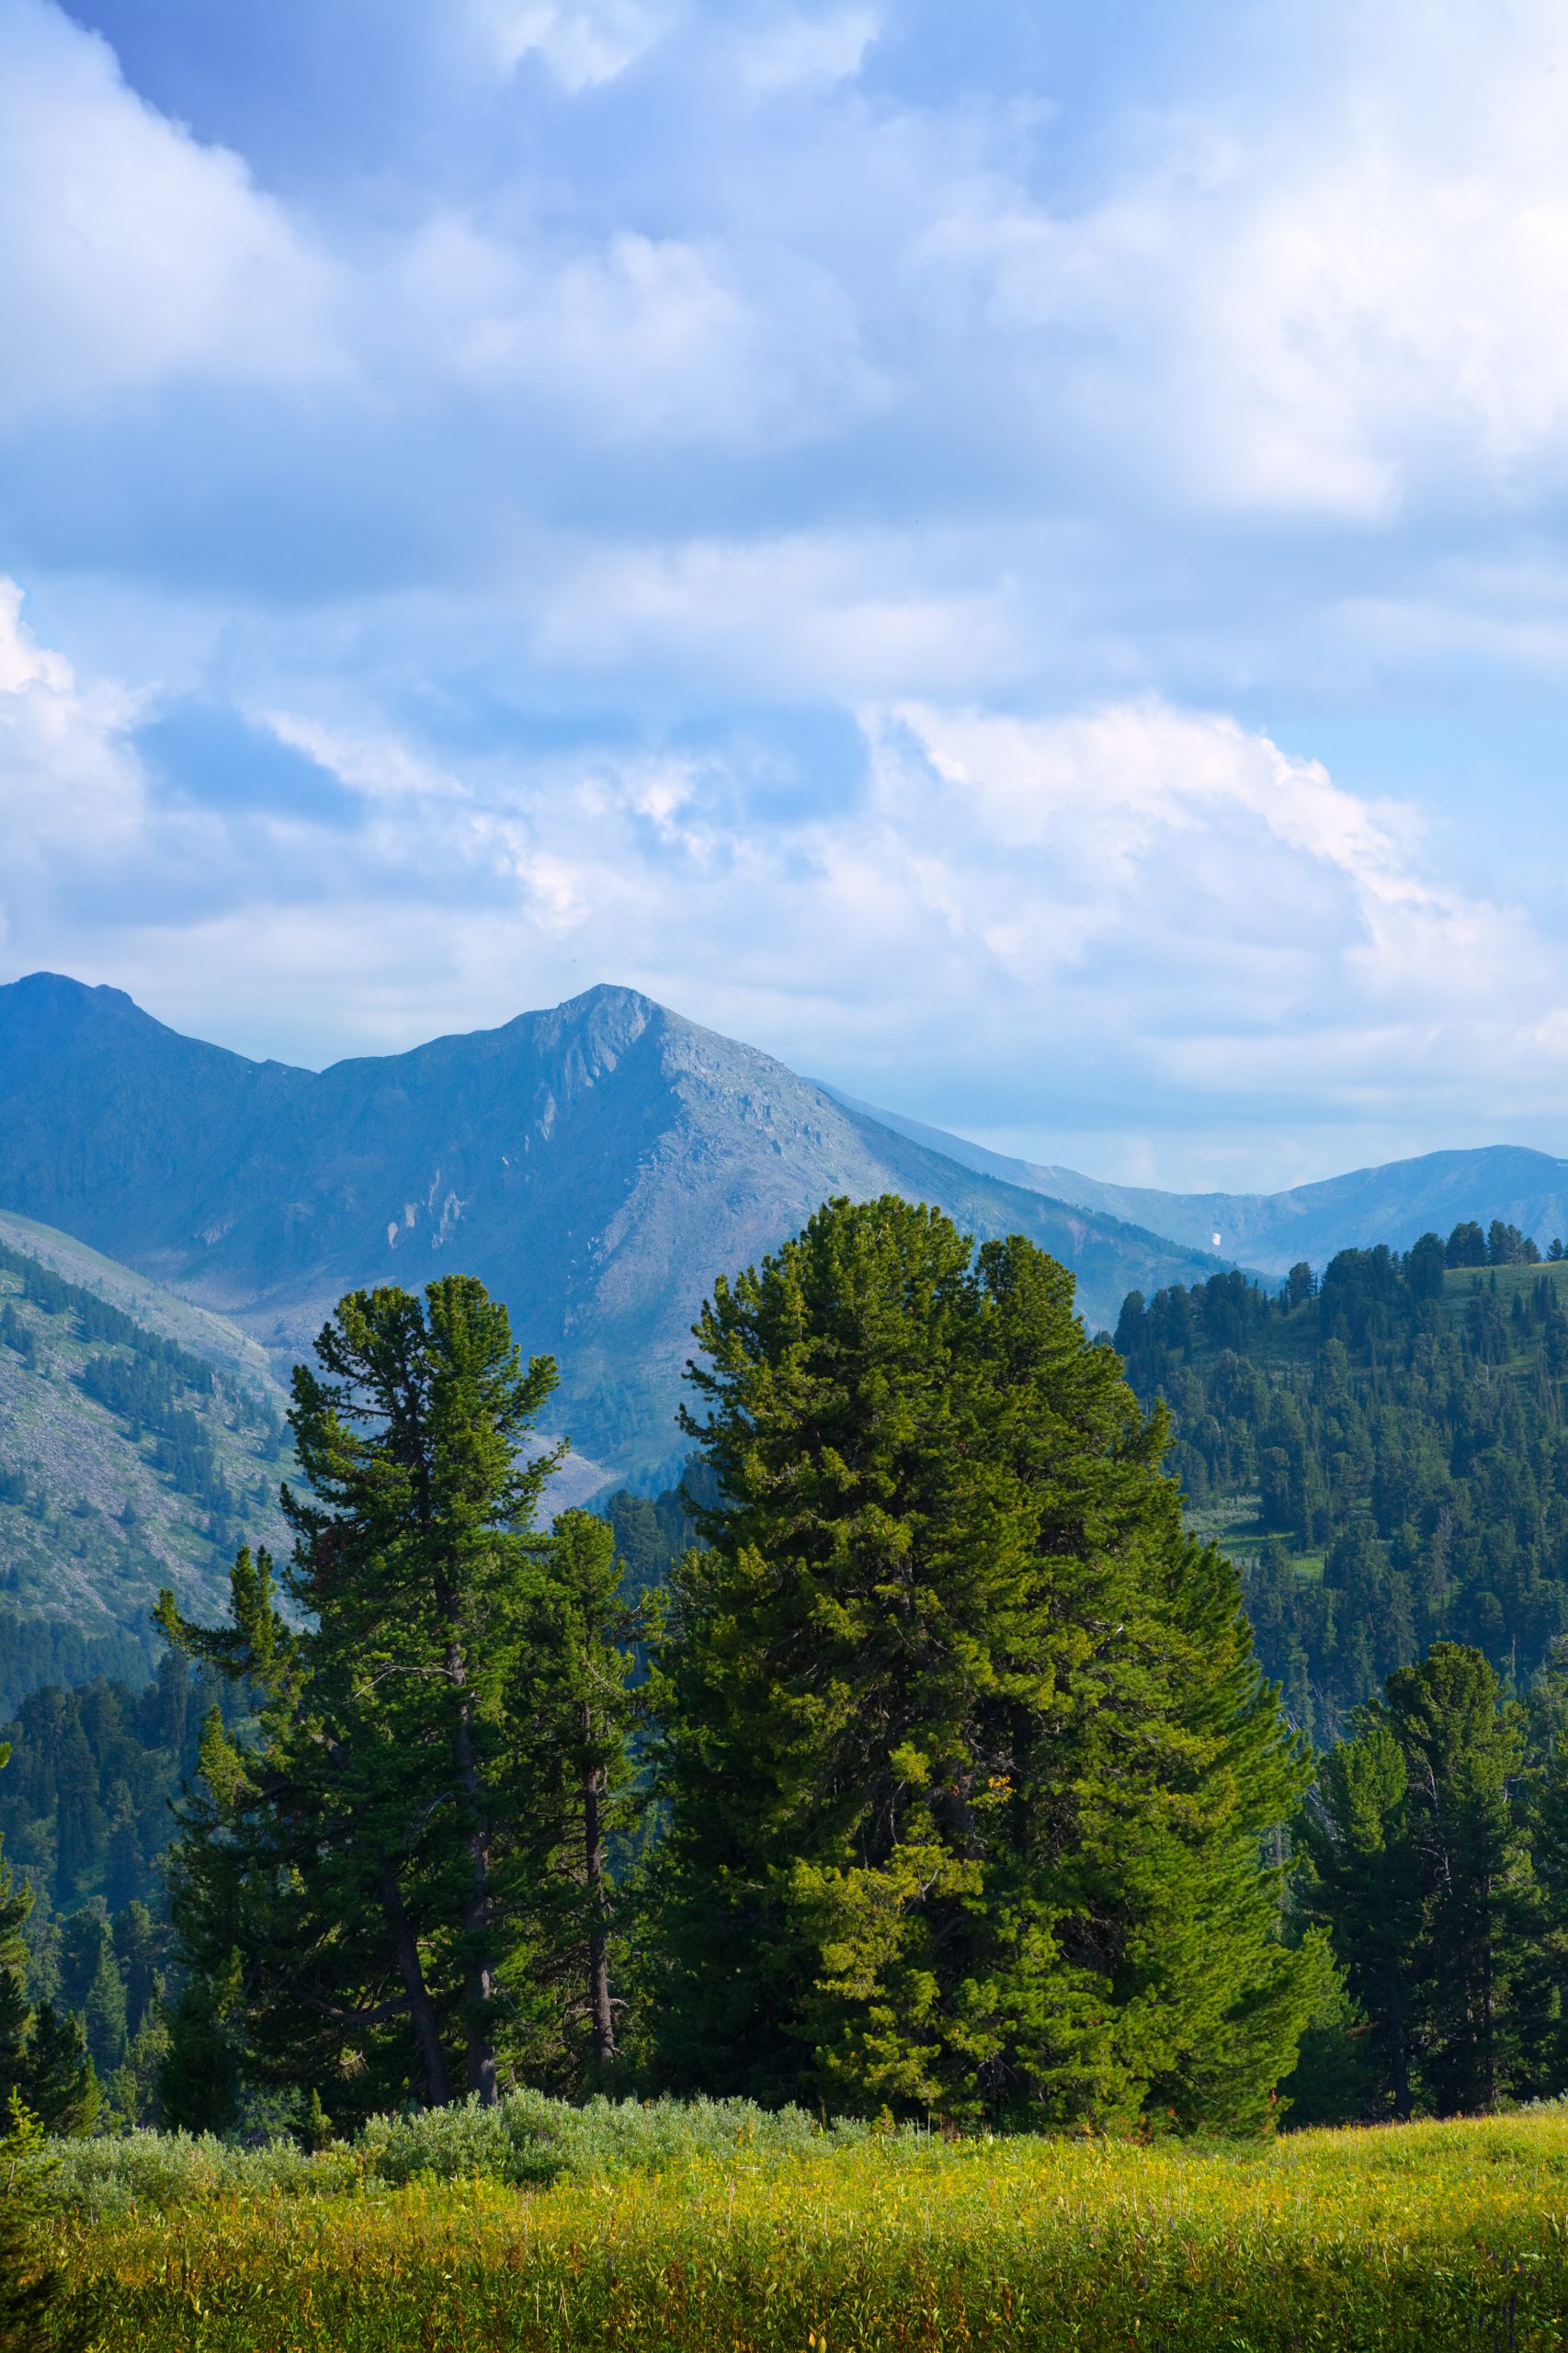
top-left (0, 975), bottom-right (1226, 1482)
top-left (832, 1102), bottom-right (1568, 1279)
top-left (5, 971), bottom-right (1564, 1483)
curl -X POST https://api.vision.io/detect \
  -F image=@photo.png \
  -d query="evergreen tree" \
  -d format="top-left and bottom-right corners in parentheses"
top-left (0, 1745), bottom-right (96, 2136)
top-left (157, 1949), bottom-right (243, 2135)
top-left (0, 2094), bottom-right (75, 2353)
top-left (1301, 1643), bottom-right (1539, 2115)
top-left (81, 1938), bottom-right (128, 2078)
top-left (1115, 1244), bottom-right (1568, 1733)
top-left (19, 2007), bottom-right (97, 2137)
top-left (649, 1196), bottom-right (1324, 2129)
top-left (160, 1278), bottom-right (566, 2113)
top-left (1389, 1645), bottom-right (1539, 2111)
top-left (506, 1509), bottom-right (642, 2087)
top-left (0, 1754), bottom-right (30, 2120)
top-left (1297, 1718), bottom-right (1417, 2116)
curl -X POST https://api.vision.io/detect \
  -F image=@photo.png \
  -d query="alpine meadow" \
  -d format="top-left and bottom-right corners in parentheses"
top-left (13, 1181), bottom-right (1568, 2347)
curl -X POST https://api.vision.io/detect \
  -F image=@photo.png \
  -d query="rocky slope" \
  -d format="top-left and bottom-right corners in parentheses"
top-left (0, 1211), bottom-right (291, 1710)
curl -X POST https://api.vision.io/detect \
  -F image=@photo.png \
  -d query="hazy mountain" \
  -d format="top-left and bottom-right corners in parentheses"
top-left (0, 974), bottom-right (1223, 1480)
top-left (0, 1209), bottom-right (292, 1711)
top-left (833, 1095), bottom-right (1568, 1279)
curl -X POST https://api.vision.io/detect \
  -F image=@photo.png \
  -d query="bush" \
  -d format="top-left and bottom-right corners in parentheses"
top-left (43, 2093), bottom-right (910, 2213)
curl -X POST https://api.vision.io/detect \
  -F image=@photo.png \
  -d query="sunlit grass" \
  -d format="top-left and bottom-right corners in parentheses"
top-left (43, 2108), bottom-right (1568, 2350)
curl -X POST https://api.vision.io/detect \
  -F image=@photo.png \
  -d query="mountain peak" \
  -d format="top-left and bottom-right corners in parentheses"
top-left (3, 971), bottom-right (142, 1018)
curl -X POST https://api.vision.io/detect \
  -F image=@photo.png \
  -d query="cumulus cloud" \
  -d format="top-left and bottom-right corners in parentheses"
top-left (10, 3), bottom-right (1568, 1185)
top-left (5, 576), bottom-right (1563, 1186)
top-left (913, 2), bottom-right (1568, 515)
top-left (0, 582), bottom-right (147, 868)
top-left (0, 0), bottom-right (337, 419)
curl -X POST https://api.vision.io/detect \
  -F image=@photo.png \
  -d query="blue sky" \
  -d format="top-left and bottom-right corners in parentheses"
top-left (5, 0), bottom-right (1568, 1189)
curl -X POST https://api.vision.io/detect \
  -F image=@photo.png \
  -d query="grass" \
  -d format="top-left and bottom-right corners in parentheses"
top-left (35, 2104), bottom-right (1568, 2350)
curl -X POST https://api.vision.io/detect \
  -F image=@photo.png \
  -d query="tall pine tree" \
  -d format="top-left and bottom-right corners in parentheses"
top-left (648, 1196), bottom-right (1324, 2129)
top-left (160, 1278), bottom-right (564, 2115)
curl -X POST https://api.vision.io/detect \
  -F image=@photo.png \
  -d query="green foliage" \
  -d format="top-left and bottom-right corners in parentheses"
top-left (503, 1509), bottom-right (642, 2089)
top-left (157, 1949), bottom-right (243, 2137)
top-left (17, 2004), bottom-right (97, 2138)
top-left (0, 2093), bottom-right (75, 2353)
top-left (157, 1277), bottom-right (642, 2122)
top-left (650, 1194), bottom-right (1324, 2130)
top-left (1298, 1643), bottom-right (1542, 2118)
top-left (1116, 1242), bottom-right (1568, 1736)
top-left (38, 2092), bottom-right (897, 2213)
top-left (0, 1743), bottom-right (97, 2139)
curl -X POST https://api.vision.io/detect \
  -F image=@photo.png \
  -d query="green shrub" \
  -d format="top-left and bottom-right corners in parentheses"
top-left (43, 2092), bottom-right (907, 2213)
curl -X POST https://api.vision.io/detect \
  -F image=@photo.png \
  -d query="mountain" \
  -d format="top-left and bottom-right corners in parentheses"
top-left (833, 1093), bottom-right (1568, 1278)
top-left (0, 1210), bottom-right (292, 1711)
top-left (0, 975), bottom-right (1225, 1481)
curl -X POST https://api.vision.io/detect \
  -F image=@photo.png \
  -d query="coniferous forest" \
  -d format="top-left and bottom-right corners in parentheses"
top-left (10, 1199), bottom-right (1568, 2163)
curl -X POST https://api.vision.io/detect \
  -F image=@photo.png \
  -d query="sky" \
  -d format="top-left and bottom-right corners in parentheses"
top-left (6, 0), bottom-right (1568, 1191)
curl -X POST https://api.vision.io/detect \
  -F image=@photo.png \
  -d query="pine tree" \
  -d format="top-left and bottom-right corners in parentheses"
top-left (19, 2008), bottom-right (97, 2137)
top-left (0, 1750), bottom-right (29, 2120)
top-left (506, 1509), bottom-right (642, 2086)
top-left (81, 1939), bottom-right (128, 2078)
top-left (157, 1949), bottom-right (243, 2135)
top-left (160, 1278), bottom-right (565, 2112)
top-left (1387, 1644), bottom-right (1538, 2112)
top-left (1303, 1643), bottom-right (1540, 2115)
top-left (1297, 1717), bottom-right (1417, 2116)
top-left (0, 1745), bottom-right (97, 2138)
top-left (0, 2094), bottom-right (74, 2353)
top-left (649, 1196), bottom-right (1325, 2128)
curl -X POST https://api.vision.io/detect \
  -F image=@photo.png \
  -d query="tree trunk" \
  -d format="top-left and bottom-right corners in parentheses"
top-left (1384, 1953), bottom-right (1411, 2122)
top-left (582, 1699), bottom-right (617, 2072)
top-left (449, 1643), bottom-right (498, 2105)
top-left (377, 1858), bottom-right (452, 2108)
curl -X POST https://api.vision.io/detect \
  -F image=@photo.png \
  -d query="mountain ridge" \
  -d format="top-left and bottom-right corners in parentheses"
top-left (0, 975), bottom-right (1226, 1476)
top-left (827, 1089), bottom-right (1568, 1277)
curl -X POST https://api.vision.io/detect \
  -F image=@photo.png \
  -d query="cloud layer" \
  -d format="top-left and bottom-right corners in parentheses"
top-left (5, 0), bottom-right (1568, 1187)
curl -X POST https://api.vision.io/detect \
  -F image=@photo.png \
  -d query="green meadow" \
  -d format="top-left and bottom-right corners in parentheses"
top-left (38, 2105), bottom-right (1568, 2352)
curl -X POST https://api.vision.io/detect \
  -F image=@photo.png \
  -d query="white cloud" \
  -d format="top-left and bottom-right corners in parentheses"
top-left (912, 6), bottom-right (1568, 515)
top-left (7, 572), bottom-right (1565, 1184)
top-left (739, 8), bottom-right (881, 94)
top-left (385, 212), bottom-right (877, 443)
top-left (474, 0), bottom-right (679, 89)
top-left (0, 0), bottom-right (337, 419)
top-left (0, 581), bottom-right (146, 865)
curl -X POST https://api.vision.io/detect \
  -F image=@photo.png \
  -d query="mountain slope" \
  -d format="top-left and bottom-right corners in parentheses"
top-left (0, 975), bottom-right (1224, 1477)
top-left (833, 1090), bottom-right (1568, 1276)
top-left (0, 1211), bottom-right (292, 1711)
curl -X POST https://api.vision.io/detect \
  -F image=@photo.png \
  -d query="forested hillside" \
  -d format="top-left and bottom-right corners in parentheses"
top-left (0, 1219), bottom-right (290, 1711)
top-left (1115, 1223), bottom-right (1568, 1739)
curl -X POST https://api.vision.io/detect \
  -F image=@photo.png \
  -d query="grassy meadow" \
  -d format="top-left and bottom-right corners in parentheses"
top-left (35, 2103), bottom-right (1568, 2352)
